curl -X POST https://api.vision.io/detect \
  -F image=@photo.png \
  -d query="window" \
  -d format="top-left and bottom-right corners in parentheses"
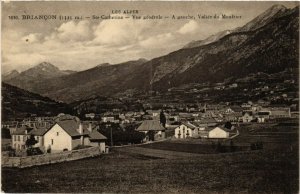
top-left (37, 136), bottom-right (39, 142)
top-left (57, 132), bottom-right (59, 136)
top-left (13, 135), bottom-right (16, 141)
top-left (17, 136), bottom-right (20, 141)
top-left (51, 139), bottom-right (54, 145)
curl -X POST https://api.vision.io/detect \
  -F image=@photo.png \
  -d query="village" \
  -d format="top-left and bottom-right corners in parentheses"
top-left (1, 98), bottom-right (296, 158)
top-left (2, 2), bottom-right (299, 192)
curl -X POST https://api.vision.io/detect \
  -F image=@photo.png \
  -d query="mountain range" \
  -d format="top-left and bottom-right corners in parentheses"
top-left (183, 4), bottom-right (290, 48)
top-left (3, 4), bottom-right (299, 103)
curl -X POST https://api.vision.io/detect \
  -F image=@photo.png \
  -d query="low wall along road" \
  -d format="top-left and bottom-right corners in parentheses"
top-left (2, 147), bottom-right (103, 168)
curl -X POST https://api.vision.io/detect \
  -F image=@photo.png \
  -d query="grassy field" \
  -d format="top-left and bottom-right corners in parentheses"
top-left (140, 141), bottom-right (249, 154)
top-left (233, 120), bottom-right (298, 151)
top-left (2, 119), bottom-right (299, 193)
top-left (2, 148), bottom-right (298, 193)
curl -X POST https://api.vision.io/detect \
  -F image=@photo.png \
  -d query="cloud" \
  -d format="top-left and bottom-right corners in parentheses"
top-left (178, 20), bottom-right (200, 34)
top-left (92, 16), bottom-right (150, 46)
top-left (48, 20), bottom-right (93, 42)
top-left (21, 33), bottom-right (43, 43)
top-left (2, 18), bottom-right (207, 73)
top-left (139, 33), bottom-right (175, 48)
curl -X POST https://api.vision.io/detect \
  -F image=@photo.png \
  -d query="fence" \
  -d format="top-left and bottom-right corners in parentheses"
top-left (2, 146), bottom-right (102, 168)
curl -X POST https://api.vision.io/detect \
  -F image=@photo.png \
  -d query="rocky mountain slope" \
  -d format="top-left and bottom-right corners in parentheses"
top-left (184, 4), bottom-right (289, 49)
top-left (3, 62), bottom-right (76, 92)
top-left (112, 5), bottom-right (299, 92)
top-left (3, 70), bottom-right (20, 81)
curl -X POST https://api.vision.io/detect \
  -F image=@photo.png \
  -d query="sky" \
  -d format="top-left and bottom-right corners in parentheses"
top-left (1, 1), bottom-right (298, 73)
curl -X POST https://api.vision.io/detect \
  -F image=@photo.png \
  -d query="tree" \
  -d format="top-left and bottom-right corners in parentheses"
top-left (25, 135), bottom-right (37, 148)
top-left (224, 122), bottom-right (232, 130)
top-left (1, 127), bottom-right (11, 139)
top-left (160, 110), bottom-right (166, 127)
top-left (147, 131), bottom-right (155, 141)
top-left (25, 135), bottom-right (42, 156)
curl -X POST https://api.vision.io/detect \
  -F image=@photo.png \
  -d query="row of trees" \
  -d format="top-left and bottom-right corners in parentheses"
top-left (98, 123), bottom-right (145, 146)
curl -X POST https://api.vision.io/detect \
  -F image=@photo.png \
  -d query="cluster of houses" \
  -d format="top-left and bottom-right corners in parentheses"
top-left (135, 118), bottom-right (238, 141)
top-left (10, 114), bottom-right (107, 154)
top-left (3, 101), bottom-right (294, 153)
top-left (173, 121), bottom-right (238, 139)
top-left (86, 103), bottom-right (292, 126)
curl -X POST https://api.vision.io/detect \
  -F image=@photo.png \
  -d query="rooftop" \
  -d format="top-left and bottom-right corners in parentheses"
top-left (136, 120), bottom-right (165, 131)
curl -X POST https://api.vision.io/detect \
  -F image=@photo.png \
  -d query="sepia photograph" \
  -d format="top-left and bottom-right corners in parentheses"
top-left (1, 1), bottom-right (299, 193)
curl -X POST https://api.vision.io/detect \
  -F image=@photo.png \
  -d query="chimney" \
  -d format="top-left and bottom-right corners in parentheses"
top-left (78, 123), bottom-right (83, 134)
top-left (88, 122), bottom-right (92, 132)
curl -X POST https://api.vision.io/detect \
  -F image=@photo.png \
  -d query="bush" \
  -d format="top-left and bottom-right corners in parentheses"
top-left (27, 147), bottom-right (43, 156)
top-left (6, 146), bottom-right (16, 157)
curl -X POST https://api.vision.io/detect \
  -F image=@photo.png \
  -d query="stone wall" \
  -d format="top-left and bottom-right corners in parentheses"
top-left (2, 146), bottom-right (102, 168)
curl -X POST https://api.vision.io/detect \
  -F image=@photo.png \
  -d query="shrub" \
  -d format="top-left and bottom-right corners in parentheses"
top-left (27, 147), bottom-right (43, 156)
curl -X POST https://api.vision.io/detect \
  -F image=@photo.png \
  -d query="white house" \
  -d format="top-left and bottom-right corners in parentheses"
top-left (174, 122), bottom-right (198, 139)
top-left (242, 111), bottom-right (254, 123)
top-left (11, 118), bottom-right (107, 153)
top-left (43, 120), bottom-right (107, 152)
top-left (11, 126), bottom-right (31, 151)
top-left (256, 111), bottom-right (271, 123)
top-left (208, 127), bottom-right (230, 139)
top-left (43, 121), bottom-right (84, 152)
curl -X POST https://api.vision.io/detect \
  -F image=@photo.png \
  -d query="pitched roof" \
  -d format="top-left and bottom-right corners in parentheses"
top-left (230, 106), bottom-right (244, 112)
top-left (182, 122), bottom-right (197, 129)
top-left (210, 126), bottom-right (232, 133)
top-left (225, 112), bottom-right (243, 117)
top-left (242, 111), bottom-right (253, 116)
top-left (89, 130), bottom-right (107, 140)
top-left (136, 120), bottom-right (165, 131)
top-left (56, 120), bottom-right (89, 137)
top-left (29, 127), bottom-right (48, 136)
top-left (11, 126), bottom-right (33, 135)
top-left (197, 118), bottom-right (217, 124)
top-left (258, 111), bottom-right (270, 116)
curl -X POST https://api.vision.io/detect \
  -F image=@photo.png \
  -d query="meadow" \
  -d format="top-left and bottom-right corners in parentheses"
top-left (2, 148), bottom-right (298, 193)
top-left (2, 119), bottom-right (298, 193)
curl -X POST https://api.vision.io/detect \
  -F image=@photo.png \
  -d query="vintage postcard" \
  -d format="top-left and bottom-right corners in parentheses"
top-left (1, 1), bottom-right (299, 193)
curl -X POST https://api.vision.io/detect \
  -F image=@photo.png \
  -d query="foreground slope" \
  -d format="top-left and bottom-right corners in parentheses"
top-left (1, 82), bottom-right (71, 120)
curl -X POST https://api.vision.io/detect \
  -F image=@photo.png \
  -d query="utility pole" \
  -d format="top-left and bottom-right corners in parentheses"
top-left (110, 125), bottom-right (113, 147)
